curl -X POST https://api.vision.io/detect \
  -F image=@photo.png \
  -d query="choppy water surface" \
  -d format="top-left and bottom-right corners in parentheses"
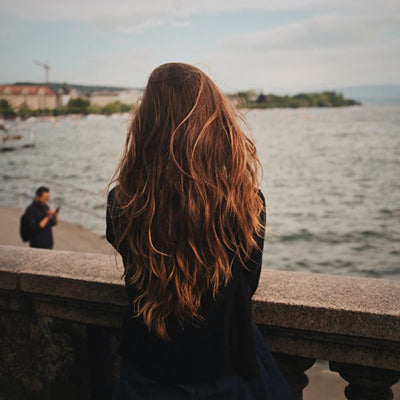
top-left (1, 105), bottom-right (399, 279)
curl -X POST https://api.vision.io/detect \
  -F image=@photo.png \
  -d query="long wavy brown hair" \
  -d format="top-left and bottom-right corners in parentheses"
top-left (106, 62), bottom-right (265, 340)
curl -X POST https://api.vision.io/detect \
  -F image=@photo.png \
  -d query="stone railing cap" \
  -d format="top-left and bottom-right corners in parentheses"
top-left (1, 245), bottom-right (399, 341)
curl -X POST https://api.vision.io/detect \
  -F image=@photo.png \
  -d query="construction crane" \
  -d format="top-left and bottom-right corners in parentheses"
top-left (33, 60), bottom-right (51, 84)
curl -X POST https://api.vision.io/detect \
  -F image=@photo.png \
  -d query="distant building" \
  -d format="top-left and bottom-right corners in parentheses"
top-left (57, 88), bottom-right (81, 107)
top-left (89, 91), bottom-right (119, 107)
top-left (90, 89), bottom-right (143, 107)
top-left (117, 89), bottom-right (143, 106)
top-left (0, 85), bottom-right (58, 110)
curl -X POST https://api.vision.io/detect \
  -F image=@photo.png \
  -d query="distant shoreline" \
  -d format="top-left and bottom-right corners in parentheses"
top-left (229, 90), bottom-right (361, 109)
top-left (0, 103), bottom-right (387, 124)
top-left (5, 102), bottom-right (400, 124)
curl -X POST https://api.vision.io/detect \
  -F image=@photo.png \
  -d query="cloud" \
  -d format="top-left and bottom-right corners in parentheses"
top-left (199, 38), bottom-right (400, 92)
top-left (1, 0), bottom-right (399, 33)
top-left (59, 49), bottom-right (158, 87)
top-left (205, 13), bottom-right (400, 91)
top-left (220, 14), bottom-right (400, 52)
top-left (1, 0), bottom-right (399, 89)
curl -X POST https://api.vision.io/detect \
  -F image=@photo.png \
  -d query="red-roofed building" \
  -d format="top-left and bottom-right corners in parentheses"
top-left (0, 85), bottom-right (58, 110)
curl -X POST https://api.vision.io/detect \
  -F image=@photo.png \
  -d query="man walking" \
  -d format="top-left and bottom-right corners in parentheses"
top-left (24, 186), bottom-right (59, 249)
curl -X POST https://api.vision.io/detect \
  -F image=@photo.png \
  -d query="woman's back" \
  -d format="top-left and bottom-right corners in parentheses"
top-left (105, 62), bottom-right (294, 399)
top-left (107, 185), bottom-right (266, 384)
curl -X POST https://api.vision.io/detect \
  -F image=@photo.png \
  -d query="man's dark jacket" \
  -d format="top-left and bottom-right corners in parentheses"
top-left (25, 200), bottom-right (55, 249)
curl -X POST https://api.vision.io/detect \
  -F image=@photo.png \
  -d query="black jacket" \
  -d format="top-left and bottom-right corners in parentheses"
top-left (106, 186), bottom-right (266, 384)
top-left (25, 200), bottom-right (55, 249)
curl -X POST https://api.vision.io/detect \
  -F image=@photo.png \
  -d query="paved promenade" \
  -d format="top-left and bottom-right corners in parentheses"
top-left (0, 205), bottom-right (112, 254)
top-left (0, 205), bottom-right (399, 399)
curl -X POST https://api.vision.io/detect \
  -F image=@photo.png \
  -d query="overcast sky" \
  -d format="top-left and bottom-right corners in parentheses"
top-left (0, 0), bottom-right (399, 93)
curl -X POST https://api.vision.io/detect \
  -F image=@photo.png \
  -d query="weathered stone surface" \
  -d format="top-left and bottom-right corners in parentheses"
top-left (32, 295), bottom-right (127, 328)
top-left (258, 325), bottom-right (400, 370)
top-left (0, 245), bottom-right (55, 290)
top-left (253, 271), bottom-right (400, 341)
top-left (1, 245), bottom-right (400, 341)
top-left (2, 245), bottom-right (400, 341)
top-left (329, 361), bottom-right (400, 400)
top-left (0, 311), bottom-right (82, 399)
top-left (0, 245), bottom-right (127, 305)
top-left (0, 245), bottom-right (129, 327)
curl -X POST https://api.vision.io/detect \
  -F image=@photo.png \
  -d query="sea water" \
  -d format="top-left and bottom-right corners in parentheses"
top-left (1, 105), bottom-right (399, 279)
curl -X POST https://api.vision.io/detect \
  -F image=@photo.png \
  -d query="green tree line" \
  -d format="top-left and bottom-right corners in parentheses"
top-left (231, 90), bottom-right (361, 108)
top-left (0, 98), bottom-right (133, 120)
top-left (1, 91), bottom-right (361, 120)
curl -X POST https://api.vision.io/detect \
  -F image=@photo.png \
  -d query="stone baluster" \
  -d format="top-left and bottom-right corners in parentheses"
top-left (329, 361), bottom-right (400, 400)
top-left (272, 353), bottom-right (316, 400)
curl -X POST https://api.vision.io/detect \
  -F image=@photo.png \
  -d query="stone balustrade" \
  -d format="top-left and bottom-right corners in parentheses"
top-left (0, 244), bottom-right (399, 400)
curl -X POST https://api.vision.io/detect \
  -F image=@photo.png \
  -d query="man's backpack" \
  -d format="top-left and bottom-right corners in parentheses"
top-left (20, 212), bottom-right (32, 242)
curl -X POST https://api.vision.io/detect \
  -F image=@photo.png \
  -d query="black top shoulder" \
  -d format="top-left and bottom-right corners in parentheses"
top-left (243, 188), bottom-right (266, 296)
top-left (106, 188), bottom-right (116, 246)
top-left (106, 187), bottom-right (128, 254)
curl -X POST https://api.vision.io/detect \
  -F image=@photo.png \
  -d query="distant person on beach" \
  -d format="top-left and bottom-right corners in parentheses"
top-left (106, 63), bottom-right (294, 400)
top-left (23, 186), bottom-right (59, 249)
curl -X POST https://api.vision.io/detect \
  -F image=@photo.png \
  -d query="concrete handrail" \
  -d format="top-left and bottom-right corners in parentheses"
top-left (1, 245), bottom-right (398, 338)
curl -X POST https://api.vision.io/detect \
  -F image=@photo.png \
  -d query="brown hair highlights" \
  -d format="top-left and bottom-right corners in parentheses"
top-left (106, 62), bottom-right (265, 340)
